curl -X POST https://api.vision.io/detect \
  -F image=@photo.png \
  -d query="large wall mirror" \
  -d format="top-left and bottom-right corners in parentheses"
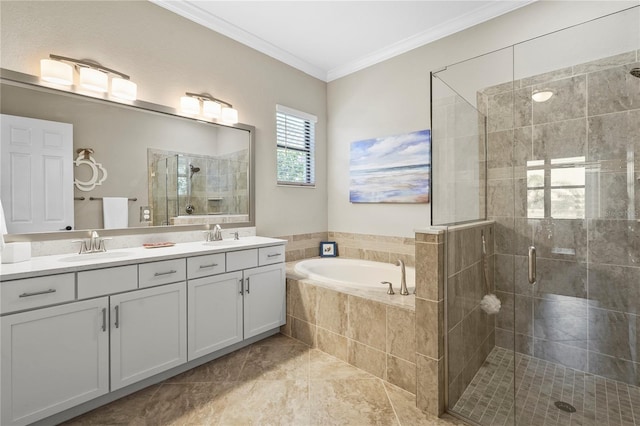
top-left (0, 69), bottom-right (255, 240)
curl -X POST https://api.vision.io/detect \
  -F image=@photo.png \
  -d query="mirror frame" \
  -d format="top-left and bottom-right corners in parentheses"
top-left (0, 68), bottom-right (256, 242)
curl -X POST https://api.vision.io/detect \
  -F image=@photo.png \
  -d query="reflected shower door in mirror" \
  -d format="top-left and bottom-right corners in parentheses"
top-left (148, 149), bottom-right (249, 227)
top-left (0, 74), bottom-right (254, 236)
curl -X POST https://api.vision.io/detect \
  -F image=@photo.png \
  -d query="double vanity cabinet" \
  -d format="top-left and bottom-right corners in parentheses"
top-left (0, 237), bottom-right (286, 426)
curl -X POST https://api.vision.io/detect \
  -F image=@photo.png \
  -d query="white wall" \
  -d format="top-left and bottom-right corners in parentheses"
top-left (327, 0), bottom-right (637, 237)
top-left (0, 0), bottom-right (328, 238)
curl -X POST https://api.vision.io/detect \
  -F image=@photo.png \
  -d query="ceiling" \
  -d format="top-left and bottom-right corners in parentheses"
top-left (151, 1), bottom-right (535, 82)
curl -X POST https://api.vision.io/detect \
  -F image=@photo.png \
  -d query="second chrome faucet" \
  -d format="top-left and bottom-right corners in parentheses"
top-left (396, 259), bottom-right (409, 295)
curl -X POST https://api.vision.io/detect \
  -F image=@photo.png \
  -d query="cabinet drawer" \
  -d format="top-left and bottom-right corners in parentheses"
top-left (1, 273), bottom-right (75, 314)
top-left (139, 259), bottom-right (186, 288)
top-left (78, 265), bottom-right (138, 299)
top-left (187, 253), bottom-right (226, 279)
top-left (258, 245), bottom-right (285, 266)
top-left (226, 249), bottom-right (258, 272)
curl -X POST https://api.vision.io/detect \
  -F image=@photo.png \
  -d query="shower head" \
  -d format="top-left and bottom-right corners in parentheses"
top-left (189, 164), bottom-right (201, 178)
top-left (631, 68), bottom-right (640, 78)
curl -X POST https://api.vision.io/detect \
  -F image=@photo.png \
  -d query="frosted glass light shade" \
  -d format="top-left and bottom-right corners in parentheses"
top-left (221, 107), bottom-right (238, 124)
top-left (111, 77), bottom-right (137, 101)
top-left (40, 59), bottom-right (73, 85)
top-left (79, 67), bottom-right (108, 92)
top-left (532, 90), bottom-right (553, 103)
top-left (203, 100), bottom-right (221, 118)
top-left (180, 96), bottom-right (200, 115)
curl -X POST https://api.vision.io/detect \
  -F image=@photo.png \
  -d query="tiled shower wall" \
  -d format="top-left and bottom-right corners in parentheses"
top-left (446, 222), bottom-right (496, 407)
top-left (481, 51), bottom-right (640, 386)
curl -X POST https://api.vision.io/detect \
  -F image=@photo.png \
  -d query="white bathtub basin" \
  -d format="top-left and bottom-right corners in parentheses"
top-left (294, 258), bottom-right (415, 292)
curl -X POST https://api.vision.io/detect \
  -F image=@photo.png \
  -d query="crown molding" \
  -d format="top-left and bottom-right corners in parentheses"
top-left (152, 0), bottom-right (536, 83)
top-left (150, 0), bottom-right (327, 81)
top-left (326, 1), bottom-right (536, 81)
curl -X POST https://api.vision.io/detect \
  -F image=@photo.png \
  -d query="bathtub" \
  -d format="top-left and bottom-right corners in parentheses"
top-left (294, 258), bottom-right (415, 293)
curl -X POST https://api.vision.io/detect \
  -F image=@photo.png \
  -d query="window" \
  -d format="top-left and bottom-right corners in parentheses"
top-left (526, 156), bottom-right (586, 219)
top-left (276, 104), bottom-right (316, 186)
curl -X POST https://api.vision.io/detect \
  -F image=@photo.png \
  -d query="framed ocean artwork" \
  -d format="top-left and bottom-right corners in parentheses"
top-left (349, 129), bottom-right (431, 203)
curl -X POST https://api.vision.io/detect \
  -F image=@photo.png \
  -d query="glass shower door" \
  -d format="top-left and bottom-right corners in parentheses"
top-left (511, 7), bottom-right (640, 425)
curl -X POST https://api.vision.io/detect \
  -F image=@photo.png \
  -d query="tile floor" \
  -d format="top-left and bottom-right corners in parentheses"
top-left (453, 346), bottom-right (640, 426)
top-left (64, 334), bottom-right (466, 425)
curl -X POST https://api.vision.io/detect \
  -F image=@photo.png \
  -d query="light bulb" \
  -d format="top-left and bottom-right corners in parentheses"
top-left (203, 100), bottom-right (221, 118)
top-left (532, 90), bottom-right (553, 103)
top-left (221, 107), bottom-right (238, 124)
top-left (180, 96), bottom-right (200, 115)
top-left (111, 77), bottom-right (137, 101)
top-left (40, 59), bottom-right (73, 86)
top-left (79, 67), bottom-right (108, 92)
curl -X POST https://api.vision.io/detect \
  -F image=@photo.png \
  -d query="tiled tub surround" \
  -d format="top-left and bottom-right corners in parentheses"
top-left (279, 231), bottom-right (416, 265)
top-left (481, 51), bottom-right (640, 386)
top-left (283, 263), bottom-right (418, 395)
top-left (445, 221), bottom-right (496, 408)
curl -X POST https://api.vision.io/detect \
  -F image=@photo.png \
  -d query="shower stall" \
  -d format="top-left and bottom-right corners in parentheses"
top-left (432, 6), bottom-right (640, 425)
top-left (149, 150), bottom-right (250, 226)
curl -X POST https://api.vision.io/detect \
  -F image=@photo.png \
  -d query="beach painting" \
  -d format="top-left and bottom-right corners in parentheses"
top-left (349, 129), bottom-right (430, 203)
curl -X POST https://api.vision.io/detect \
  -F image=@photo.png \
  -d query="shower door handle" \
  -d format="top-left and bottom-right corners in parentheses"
top-left (528, 246), bottom-right (537, 284)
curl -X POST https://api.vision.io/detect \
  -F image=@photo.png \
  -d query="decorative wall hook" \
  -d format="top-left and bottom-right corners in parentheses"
top-left (74, 148), bottom-right (107, 191)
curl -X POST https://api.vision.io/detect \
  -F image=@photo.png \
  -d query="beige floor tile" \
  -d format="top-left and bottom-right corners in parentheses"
top-left (61, 384), bottom-right (160, 425)
top-left (309, 349), bottom-right (375, 380)
top-left (385, 382), bottom-right (466, 426)
top-left (239, 343), bottom-right (310, 381)
top-left (310, 378), bottom-right (398, 425)
top-left (217, 379), bottom-right (310, 425)
top-left (251, 332), bottom-right (308, 347)
top-left (165, 347), bottom-right (250, 383)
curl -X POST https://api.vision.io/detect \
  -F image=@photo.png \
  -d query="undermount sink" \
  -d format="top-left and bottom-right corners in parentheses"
top-left (203, 240), bottom-right (245, 247)
top-left (58, 251), bottom-right (132, 262)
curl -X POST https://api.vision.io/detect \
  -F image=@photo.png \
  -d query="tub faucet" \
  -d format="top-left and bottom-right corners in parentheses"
top-left (396, 259), bottom-right (409, 295)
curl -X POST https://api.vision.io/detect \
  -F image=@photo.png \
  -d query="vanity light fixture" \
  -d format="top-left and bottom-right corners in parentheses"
top-left (532, 89), bottom-right (553, 103)
top-left (181, 92), bottom-right (239, 124)
top-left (40, 54), bottom-right (137, 100)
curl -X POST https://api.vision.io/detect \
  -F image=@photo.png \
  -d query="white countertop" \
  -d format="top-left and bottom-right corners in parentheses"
top-left (1, 236), bottom-right (286, 281)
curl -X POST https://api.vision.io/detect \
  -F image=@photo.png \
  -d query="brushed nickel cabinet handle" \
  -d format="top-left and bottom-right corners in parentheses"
top-left (267, 253), bottom-right (281, 258)
top-left (154, 270), bottom-right (177, 277)
top-left (239, 278), bottom-right (244, 295)
top-left (19, 289), bottom-right (56, 298)
top-left (114, 305), bottom-right (120, 328)
top-left (246, 277), bottom-right (250, 294)
top-left (101, 308), bottom-right (107, 332)
top-left (199, 263), bottom-right (218, 269)
top-left (528, 246), bottom-right (537, 285)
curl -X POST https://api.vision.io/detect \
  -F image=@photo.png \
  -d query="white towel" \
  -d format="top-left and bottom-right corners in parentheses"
top-left (103, 197), bottom-right (129, 229)
top-left (0, 199), bottom-right (8, 250)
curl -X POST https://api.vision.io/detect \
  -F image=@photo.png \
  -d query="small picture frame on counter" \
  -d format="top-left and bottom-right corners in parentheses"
top-left (319, 241), bottom-right (338, 257)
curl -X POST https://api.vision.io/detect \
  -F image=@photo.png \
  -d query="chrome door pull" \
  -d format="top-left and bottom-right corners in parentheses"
top-left (528, 246), bottom-right (537, 284)
top-left (239, 278), bottom-right (244, 295)
top-left (246, 277), bottom-right (250, 294)
top-left (19, 289), bottom-right (56, 298)
top-left (114, 305), bottom-right (120, 328)
top-left (101, 308), bottom-right (107, 332)
top-left (267, 253), bottom-right (281, 258)
top-left (154, 270), bottom-right (177, 277)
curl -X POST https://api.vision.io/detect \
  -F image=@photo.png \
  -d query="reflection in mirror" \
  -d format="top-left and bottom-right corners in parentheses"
top-left (0, 71), bottom-right (254, 237)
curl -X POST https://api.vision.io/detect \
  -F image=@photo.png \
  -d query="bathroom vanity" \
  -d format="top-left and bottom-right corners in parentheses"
top-left (0, 237), bottom-right (285, 426)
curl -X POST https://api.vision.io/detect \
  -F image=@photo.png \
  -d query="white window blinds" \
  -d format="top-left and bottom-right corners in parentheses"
top-left (276, 104), bottom-right (317, 186)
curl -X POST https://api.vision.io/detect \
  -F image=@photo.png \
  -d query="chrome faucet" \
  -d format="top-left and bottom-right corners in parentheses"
top-left (73, 230), bottom-right (110, 254)
top-left (212, 224), bottom-right (223, 241)
top-left (396, 259), bottom-right (409, 295)
top-left (204, 224), bottom-right (223, 242)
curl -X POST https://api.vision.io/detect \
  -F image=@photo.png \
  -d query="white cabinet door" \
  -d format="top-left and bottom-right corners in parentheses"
top-left (1, 298), bottom-right (109, 426)
top-left (0, 114), bottom-right (74, 233)
top-left (188, 271), bottom-right (243, 361)
top-left (110, 282), bottom-right (187, 391)
top-left (243, 263), bottom-right (286, 339)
